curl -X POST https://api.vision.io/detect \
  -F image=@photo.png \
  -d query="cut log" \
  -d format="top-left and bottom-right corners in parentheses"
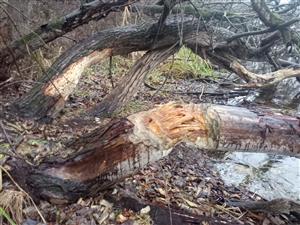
top-left (0, 0), bottom-right (133, 81)
top-left (7, 103), bottom-right (300, 204)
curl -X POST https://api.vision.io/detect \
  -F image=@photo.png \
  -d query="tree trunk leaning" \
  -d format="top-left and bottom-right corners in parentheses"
top-left (0, 0), bottom-right (132, 81)
top-left (12, 19), bottom-right (300, 120)
top-left (8, 103), bottom-right (300, 204)
top-left (90, 45), bottom-right (179, 117)
top-left (12, 20), bottom-right (209, 120)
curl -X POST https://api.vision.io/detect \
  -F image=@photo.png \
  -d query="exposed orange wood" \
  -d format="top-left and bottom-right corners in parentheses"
top-left (8, 103), bottom-right (300, 203)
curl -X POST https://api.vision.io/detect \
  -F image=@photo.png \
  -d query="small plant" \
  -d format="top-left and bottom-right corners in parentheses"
top-left (83, 55), bottom-right (134, 78)
top-left (0, 207), bottom-right (17, 225)
top-left (158, 46), bottom-right (216, 80)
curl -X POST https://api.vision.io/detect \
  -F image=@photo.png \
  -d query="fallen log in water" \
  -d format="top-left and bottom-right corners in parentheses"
top-left (7, 103), bottom-right (300, 204)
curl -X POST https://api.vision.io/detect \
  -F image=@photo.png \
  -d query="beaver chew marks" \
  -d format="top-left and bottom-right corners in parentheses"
top-left (144, 103), bottom-right (209, 143)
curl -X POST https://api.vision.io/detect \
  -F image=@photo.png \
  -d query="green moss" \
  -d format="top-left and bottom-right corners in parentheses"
top-left (149, 46), bottom-right (216, 81)
top-left (114, 100), bottom-right (151, 117)
top-left (48, 19), bottom-right (64, 30)
top-left (269, 12), bottom-right (283, 25)
top-left (16, 32), bottom-right (37, 45)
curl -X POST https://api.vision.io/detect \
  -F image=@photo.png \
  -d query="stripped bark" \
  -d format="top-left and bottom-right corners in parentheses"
top-left (0, 0), bottom-right (133, 81)
top-left (8, 103), bottom-right (300, 203)
top-left (187, 43), bottom-right (300, 89)
top-left (229, 61), bottom-right (300, 88)
top-left (12, 20), bottom-right (209, 120)
top-left (12, 19), bottom-right (300, 120)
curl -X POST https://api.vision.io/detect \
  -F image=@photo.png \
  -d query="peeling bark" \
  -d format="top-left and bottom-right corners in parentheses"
top-left (12, 18), bottom-right (300, 120)
top-left (229, 61), bottom-right (300, 88)
top-left (188, 44), bottom-right (300, 89)
top-left (8, 103), bottom-right (300, 203)
top-left (12, 20), bottom-right (208, 120)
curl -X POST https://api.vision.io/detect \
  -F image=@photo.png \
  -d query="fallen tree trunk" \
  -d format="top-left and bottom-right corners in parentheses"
top-left (12, 20), bottom-right (209, 120)
top-left (132, 3), bottom-right (247, 20)
top-left (8, 103), bottom-right (300, 204)
top-left (0, 0), bottom-right (133, 81)
top-left (12, 18), bottom-right (300, 120)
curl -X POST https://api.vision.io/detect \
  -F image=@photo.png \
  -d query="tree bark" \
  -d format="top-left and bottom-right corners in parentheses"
top-left (90, 45), bottom-right (179, 117)
top-left (187, 43), bottom-right (300, 88)
top-left (11, 19), bottom-right (300, 120)
top-left (8, 103), bottom-right (300, 204)
top-left (132, 3), bottom-right (245, 20)
top-left (0, 0), bottom-right (133, 81)
top-left (12, 20), bottom-right (209, 120)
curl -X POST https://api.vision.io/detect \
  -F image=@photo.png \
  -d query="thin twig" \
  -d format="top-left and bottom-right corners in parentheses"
top-left (227, 18), bottom-right (300, 42)
top-left (0, 120), bottom-right (13, 148)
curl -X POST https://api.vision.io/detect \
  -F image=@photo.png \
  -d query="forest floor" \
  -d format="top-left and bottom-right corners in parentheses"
top-left (0, 54), bottom-right (298, 225)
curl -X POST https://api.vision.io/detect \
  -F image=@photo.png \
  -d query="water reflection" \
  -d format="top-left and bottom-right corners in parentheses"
top-left (215, 152), bottom-right (300, 201)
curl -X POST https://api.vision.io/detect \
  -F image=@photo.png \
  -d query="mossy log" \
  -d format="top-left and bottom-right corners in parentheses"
top-left (8, 103), bottom-right (300, 204)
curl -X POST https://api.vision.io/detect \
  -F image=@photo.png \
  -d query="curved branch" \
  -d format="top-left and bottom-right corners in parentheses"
top-left (0, 0), bottom-right (135, 81)
top-left (230, 60), bottom-right (300, 88)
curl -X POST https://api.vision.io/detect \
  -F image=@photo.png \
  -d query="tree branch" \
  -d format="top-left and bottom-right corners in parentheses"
top-left (0, 0), bottom-right (135, 81)
top-left (227, 17), bottom-right (300, 42)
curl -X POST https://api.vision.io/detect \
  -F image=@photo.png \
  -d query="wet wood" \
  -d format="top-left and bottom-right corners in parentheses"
top-left (7, 103), bottom-right (300, 203)
top-left (227, 198), bottom-right (300, 214)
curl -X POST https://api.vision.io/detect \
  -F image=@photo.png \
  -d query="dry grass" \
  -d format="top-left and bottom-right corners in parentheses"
top-left (0, 190), bottom-right (26, 224)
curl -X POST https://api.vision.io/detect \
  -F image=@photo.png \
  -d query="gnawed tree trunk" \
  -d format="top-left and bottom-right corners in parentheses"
top-left (0, 0), bottom-right (133, 81)
top-left (12, 20), bottom-right (209, 120)
top-left (12, 18), bottom-right (300, 120)
top-left (8, 103), bottom-right (300, 204)
top-left (90, 45), bottom-right (179, 117)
